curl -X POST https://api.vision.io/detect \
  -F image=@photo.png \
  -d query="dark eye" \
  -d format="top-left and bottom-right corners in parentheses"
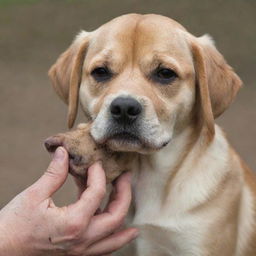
top-left (91, 67), bottom-right (112, 82)
top-left (153, 67), bottom-right (178, 84)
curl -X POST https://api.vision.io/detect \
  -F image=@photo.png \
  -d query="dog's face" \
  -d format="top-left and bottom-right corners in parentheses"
top-left (81, 15), bottom-right (196, 153)
top-left (49, 14), bottom-right (242, 153)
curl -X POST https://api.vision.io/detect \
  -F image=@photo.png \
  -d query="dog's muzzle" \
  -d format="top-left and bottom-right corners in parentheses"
top-left (91, 95), bottom-right (171, 152)
top-left (107, 96), bottom-right (143, 143)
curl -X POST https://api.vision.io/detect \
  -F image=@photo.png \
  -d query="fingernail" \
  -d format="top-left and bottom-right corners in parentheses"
top-left (54, 147), bottom-right (65, 160)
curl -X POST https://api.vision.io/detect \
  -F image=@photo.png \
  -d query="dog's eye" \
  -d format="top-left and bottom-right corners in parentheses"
top-left (91, 67), bottom-right (112, 82)
top-left (153, 68), bottom-right (178, 84)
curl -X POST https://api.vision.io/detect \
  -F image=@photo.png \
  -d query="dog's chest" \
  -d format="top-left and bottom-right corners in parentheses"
top-left (130, 160), bottom-right (205, 256)
top-left (127, 129), bottom-right (234, 255)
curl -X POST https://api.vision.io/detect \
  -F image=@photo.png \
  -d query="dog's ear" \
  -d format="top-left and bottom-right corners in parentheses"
top-left (48, 31), bottom-right (90, 128)
top-left (191, 35), bottom-right (242, 139)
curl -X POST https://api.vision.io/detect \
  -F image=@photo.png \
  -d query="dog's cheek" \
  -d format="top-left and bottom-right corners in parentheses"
top-left (79, 82), bottom-right (99, 118)
top-left (162, 84), bottom-right (195, 130)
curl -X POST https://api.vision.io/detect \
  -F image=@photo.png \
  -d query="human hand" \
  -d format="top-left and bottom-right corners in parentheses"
top-left (0, 147), bottom-right (138, 256)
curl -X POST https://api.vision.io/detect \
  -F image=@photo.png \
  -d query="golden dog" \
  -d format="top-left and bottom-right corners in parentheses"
top-left (47, 14), bottom-right (256, 256)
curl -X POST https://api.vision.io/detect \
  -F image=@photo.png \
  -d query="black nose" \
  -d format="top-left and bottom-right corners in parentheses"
top-left (110, 97), bottom-right (142, 124)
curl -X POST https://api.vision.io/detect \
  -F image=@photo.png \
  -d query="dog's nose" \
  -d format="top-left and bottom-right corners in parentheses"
top-left (44, 136), bottom-right (63, 153)
top-left (110, 97), bottom-right (142, 124)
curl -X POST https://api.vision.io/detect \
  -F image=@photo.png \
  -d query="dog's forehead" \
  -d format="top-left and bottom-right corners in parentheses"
top-left (87, 14), bottom-right (191, 62)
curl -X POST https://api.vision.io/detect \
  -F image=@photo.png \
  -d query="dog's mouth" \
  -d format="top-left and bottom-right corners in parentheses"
top-left (110, 131), bottom-right (141, 143)
top-left (101, 130), bottom-right (170, 153)
top-left (104, 130), bottom-right (143, 150)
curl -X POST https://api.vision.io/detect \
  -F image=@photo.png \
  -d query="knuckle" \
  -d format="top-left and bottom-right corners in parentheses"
top-left (45, 166), bottom-right (59, 178)
top-left (94, 186), bottom-right (106, 199)
top-left (111, 215), bottom-right (125, 229)
top-left (115, 209), bottom-right (127, 222)
top-left (65, 219), bottom-right (83, 240)
top-left (68, 246), bottom-right (85, 256)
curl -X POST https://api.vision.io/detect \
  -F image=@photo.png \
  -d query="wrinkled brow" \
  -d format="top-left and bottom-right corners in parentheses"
top-left (140, 53), bottom-right (183, 77)
top-left (85, 49), bottom-right (113, 72)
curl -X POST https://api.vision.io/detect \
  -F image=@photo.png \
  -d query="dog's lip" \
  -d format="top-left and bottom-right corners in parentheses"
top-left (109, 131), bottom-right (141, 142)
top-left (101, 131), bottom-right (171, 151)
top-left (102, 131), bottom-right (144, 147)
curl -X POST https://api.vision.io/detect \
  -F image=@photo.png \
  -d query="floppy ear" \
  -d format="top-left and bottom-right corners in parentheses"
top-left (191, 35), bottom-right (242, 139)
top-left (48, 31), bottom-right (90, 128)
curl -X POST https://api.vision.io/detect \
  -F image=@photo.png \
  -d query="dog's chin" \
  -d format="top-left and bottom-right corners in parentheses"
top-left (104, 133), bottom-right (171, 154)
top-left (107, 137), bottom-right (143, 152)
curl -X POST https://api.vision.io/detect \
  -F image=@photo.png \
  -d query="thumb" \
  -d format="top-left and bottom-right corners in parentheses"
top-left (29, 147), bottom-right (69, 200)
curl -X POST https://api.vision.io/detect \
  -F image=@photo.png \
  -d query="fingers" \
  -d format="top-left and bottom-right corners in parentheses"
top-left (73, 176), bottom-right (86, 199)
top-left (85, 172), bottom-right (132, 242)
top-left (27, 147), bottom-right (69, 200)
top-left (105, 172), bottom-right (132, 215)
top-left (67, 162), bottom-right (106, 219)
top-left (86, 228), bottom-right (138, 256)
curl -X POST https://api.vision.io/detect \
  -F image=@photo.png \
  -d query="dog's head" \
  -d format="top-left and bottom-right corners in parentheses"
top-left (49, 14), bottom-right (242, 153)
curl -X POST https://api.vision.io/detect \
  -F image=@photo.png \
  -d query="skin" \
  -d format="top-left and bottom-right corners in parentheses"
top-left (0, 147), bottom-right (138, 256)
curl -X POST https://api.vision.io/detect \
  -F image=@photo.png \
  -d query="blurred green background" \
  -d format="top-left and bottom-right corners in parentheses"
top-left (0, 0), bottom-right (255, 207)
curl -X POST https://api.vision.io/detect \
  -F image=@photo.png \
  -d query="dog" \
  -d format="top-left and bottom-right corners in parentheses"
top-left (47, 14), bottom-right (256, 256)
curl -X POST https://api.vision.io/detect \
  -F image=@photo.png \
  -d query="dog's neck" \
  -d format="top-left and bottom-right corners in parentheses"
top-left (131, 126), bottom-right (196, 214)
top-left (131, 124), bottom-right (230, 223)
